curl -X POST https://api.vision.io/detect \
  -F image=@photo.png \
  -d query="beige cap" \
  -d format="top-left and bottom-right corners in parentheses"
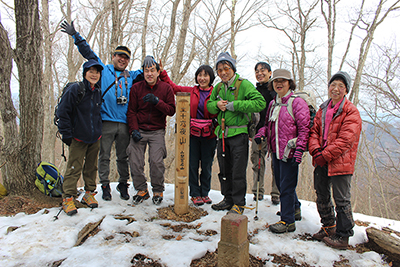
top-left (270, 69), bottom-right (293, 82)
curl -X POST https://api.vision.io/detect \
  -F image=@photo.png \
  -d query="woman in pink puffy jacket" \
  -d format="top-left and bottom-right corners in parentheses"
top-left (254, 69), bottom-right (310, 233)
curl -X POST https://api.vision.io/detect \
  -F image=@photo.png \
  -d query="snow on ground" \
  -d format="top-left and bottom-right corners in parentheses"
top-left (0, 182), bottom-right (399, 267)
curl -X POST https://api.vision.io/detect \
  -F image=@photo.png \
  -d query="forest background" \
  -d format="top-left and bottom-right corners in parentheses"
top-left (0, 0), bottom-right (399, 221)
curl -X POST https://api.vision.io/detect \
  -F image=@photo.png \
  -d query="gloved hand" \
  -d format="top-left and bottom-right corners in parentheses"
top-left (62, 137), bottom-right (72, 146)
top-left (226, 101), bottom-right (234, 111)
top-left (313, 149), bottom-right (327, 167)
top-left (292, 149), bottom-right (304, 166)
top-left (131, 130), bottom-right (143, 143)
top-left (143, 55), bottom-right (156, 68)
top-left (60, 20), bottom-right (77, 36)
top-left (254, 135), bottom-right (265, 145)
top-left (143, 93), bottom-right (159, 105)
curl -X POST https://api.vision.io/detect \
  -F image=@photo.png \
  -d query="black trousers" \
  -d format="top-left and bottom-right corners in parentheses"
top-left (314, 166), bottom-right (354, 237)
top-left (217, 133), bottom-right (249, 206)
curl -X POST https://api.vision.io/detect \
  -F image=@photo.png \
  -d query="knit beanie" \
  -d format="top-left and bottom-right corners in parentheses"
top-left (329, 71), bottom-right (351, 93)
top-left (215, 52), bottom-right (236, 72)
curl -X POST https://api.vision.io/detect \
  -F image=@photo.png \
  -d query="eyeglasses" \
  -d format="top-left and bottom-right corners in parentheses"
top-left (255, 68), bottom-right (268, 74)
top-left (217, 66), bottom-right (231, 74)
top-left (329, 82), bottom-right (346, 90)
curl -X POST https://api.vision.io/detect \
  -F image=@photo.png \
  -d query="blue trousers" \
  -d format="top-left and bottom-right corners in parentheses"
top-left (272, 154), bottom-right (301, 224)
top-left (189, 136), bottom-right (217, 197)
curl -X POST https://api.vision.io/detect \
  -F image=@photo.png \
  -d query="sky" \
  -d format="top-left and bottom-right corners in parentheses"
top-left (1, 182), bottom-right (399, 267)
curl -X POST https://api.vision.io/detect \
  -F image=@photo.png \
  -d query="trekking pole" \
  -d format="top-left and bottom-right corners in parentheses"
top-left (254, 140), bottom-right (263, 221)
top-left (221, 118), bottom-right (226, 181)
top-left (53, 206), bottom-right (63, 221)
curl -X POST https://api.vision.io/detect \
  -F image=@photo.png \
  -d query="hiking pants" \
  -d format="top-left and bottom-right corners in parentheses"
top-left (63, 139), bottom-right (100, 197)
top-left (250, 139), bottom-right (279, 197)
top-left (272, 154), bottom-right (301, 224)
top-left (217, 133), bottom-right (249, 206)
top-left (314, 165), bottom-right (354, 237)
top-left (127, 129), bottom-right (166, 193)
top-left (189, 136), bottom-right (217, 197)
top-left (98, 121), bottom-right (130, 185)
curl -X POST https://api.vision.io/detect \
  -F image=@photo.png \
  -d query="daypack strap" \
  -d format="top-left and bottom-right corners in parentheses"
top-left (216, 78), bottom-right (244, 100)
top-left (286, 95), bottom-right (297, 121)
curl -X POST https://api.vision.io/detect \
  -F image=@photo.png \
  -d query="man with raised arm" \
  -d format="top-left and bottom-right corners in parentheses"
top-left (61, 20), bottom-right (143, 201)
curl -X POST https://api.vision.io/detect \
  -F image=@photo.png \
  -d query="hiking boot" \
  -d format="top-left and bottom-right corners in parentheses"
top-left (132, 190), bottom-right (150, 205)
top-left (312, 225), bottom-right (336, 241)
top-left (211, 198), bottom-right (233, 211)
top-left (269, 221), bottom-right (296, 233)
top-left (202, 196), bottom-right (212, 204)
top-left (152, 192), bottom-right (163, 205)
top-left (62, 197), bottom-right (77, 216)
top-left (81, 191), bottom-right (99, 208)
top-left (101, 184), bottom-right (112, 201)
top-left (271, 195), bottom-right (280, 205)
top-left (323, 234), bottom-right (349, 250)
top-left (276, 208), bottom-right (302, 221)
top-left (295, 208), bottom-right (302, 221)
top-left (116, 182), bottom-right (130, 200)
top-left (227, 204), bottom-right (244, 215)
top-left (253, 193), bottom-right (264, 201)
top-left (191, 196), bottom-right (204, 206)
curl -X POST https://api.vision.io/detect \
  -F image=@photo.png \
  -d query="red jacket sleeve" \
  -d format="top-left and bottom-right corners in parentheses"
top-left (159, 70), bottom-right (192, 94)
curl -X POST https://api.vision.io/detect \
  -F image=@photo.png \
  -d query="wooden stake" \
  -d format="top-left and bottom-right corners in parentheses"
top-left (174, 92), bottom-right (190, 215)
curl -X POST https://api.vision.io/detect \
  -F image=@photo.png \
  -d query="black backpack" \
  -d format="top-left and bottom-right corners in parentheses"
top-left (54, 82), bottom-right (85, 127)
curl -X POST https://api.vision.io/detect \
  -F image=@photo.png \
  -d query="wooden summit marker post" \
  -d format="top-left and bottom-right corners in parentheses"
top-left (174, 92), bottom-right (190, 215)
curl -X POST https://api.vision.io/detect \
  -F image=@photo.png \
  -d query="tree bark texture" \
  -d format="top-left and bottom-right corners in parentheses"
top-left (41, 0), bottom-right (57, 163)
top-left (0, 23), bottom-right (20, 188)
top-left (171, 0), bottom-right (200, 83)
top-left (11, 0), bottom-right (44, 195)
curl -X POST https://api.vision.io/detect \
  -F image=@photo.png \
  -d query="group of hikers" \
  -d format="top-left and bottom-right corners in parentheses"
top-left (57, 20), bottom-right (362, 251)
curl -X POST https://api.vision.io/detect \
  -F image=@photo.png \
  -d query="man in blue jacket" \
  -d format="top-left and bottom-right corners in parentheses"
top-left (61, 21), bottom-right (143, 201)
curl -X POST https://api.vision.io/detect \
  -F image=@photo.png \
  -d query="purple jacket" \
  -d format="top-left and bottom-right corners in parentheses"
top-left (255, 92), bottom-right (310, 160)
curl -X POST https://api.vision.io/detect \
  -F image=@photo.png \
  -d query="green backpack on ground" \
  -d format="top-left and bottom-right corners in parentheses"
top-left (0, 182), bottom-right (7, 198)
top-left (35, 162), bottom-right (64, 197)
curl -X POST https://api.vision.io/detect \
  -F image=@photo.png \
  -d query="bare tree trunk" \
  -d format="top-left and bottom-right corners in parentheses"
top-left (7, 0), bottom-right (44, 195)
top-left (0, 23), bottom-right (20, 188)
top-left (110, 0), bottom-right (121, 51)
top-left (160, 0), bottom-right (181, 64)
top-left (348, 0), bottom-right (400, 106)
top-left (321, 0), bottom-right (338, 81)
top-left (40, 0), bottom-right (57, 163)
top-left (171, 0), bottom-right (201, 83)
top-left (141, 0), bottom-right (152, 62)
top-left (230, 0), bottom-right (237, 60)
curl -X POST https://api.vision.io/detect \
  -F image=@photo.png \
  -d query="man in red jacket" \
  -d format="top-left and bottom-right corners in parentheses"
top-left (309, 71), bottom-right (362, 250)
top-left (127, 56), bottom-right (176, 205)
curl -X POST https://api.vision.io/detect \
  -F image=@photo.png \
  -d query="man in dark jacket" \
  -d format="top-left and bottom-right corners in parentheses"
top-left (127, 56), bottom-right (176, 205)
top-left (57, 59), bottom-right (103, 216)
top-left (250, 62), bottom-right (280, 204)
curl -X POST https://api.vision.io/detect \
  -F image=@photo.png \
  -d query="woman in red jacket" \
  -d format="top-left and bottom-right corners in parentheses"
top-left (159, 63), bottom-right (217, 206)
top-left (308, 71), bottom-right (362, 250)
